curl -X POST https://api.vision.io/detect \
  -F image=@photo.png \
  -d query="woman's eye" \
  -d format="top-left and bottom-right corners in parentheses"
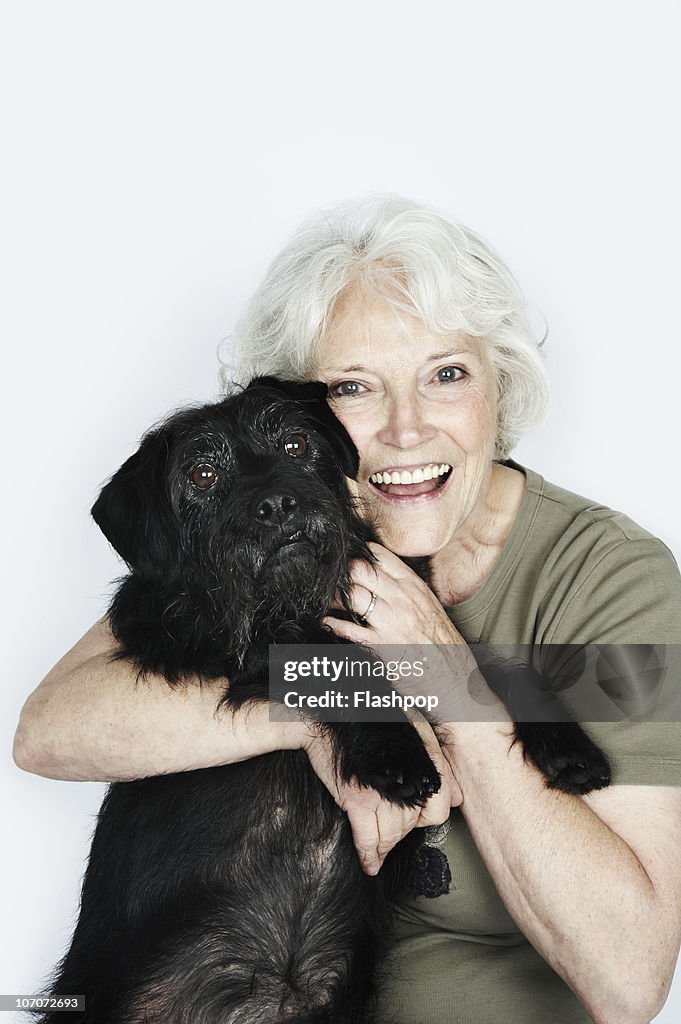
top-left (283, 433), bottom-right (308, 458)
top-left (191, 464), bottom-right (218, 490)
top-left (329, 380), bottom-right (363, 398)
top-left (435, 366), bottom-right (466, 384)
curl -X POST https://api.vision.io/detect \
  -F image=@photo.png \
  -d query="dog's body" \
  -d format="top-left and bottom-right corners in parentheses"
top-left (37, 378), bottom-right (610, 1024)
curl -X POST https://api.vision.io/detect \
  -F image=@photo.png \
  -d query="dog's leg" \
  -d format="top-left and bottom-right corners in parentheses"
top-left (480, 658), bottom-right (611, 794)
top-left (228, 639), bottom-right (443, 808)
top-left (513, 720), bottom-right (612, 794)
top-left (324, 719), bottom-right (442, 807)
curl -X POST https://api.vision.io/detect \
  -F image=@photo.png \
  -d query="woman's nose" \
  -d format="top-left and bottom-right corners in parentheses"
top-left (375, 393), bottom-right (437, 449)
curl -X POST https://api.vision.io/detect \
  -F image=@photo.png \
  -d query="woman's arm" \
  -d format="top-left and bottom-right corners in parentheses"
top-left (326, 544), bottom-right (681, 1024)
top-left (14, 617), bottom-right (457, 863)
top-left (13, 617), bottom-right (310, 782)
top-left (441, 718), bottom-right (681, 1024)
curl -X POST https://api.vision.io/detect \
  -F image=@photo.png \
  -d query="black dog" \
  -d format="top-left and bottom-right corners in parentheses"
top-left (37, 378), bottom-right (610, 1024)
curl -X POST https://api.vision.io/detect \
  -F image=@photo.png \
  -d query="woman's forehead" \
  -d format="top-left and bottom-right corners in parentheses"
top-left (317, 295), bottom-right (489, 375)
top-left (321, 281), bottom-right (486, 350)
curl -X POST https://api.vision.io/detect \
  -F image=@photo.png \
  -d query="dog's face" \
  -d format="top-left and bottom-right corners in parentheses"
top-left (92, 379), bottom-right (371, 643)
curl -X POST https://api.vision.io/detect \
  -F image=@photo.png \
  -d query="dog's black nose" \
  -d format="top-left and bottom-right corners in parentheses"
top-left (254, 493), bottom-right (299, 527)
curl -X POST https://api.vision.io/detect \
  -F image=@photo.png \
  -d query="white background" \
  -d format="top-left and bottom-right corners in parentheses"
top-left (2, 1), bottom-right (680, 1020)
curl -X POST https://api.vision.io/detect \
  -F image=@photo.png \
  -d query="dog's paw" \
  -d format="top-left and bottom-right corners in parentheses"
top-left (349, 728), bottom-right (442, 808)
top-left (543, 746), bottom-right (611, 795)
top-left (518, 723), bottom-right (611, 795)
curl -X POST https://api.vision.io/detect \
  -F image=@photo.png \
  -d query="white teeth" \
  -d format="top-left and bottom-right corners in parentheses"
top-left (370, 463), bottom-right (452, 485)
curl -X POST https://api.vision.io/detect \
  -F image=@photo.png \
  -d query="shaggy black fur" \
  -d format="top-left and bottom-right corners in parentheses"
top-left (36, 377), bottom-right (610, 1024)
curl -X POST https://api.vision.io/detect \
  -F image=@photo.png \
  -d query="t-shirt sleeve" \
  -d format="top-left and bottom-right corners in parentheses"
top-left (543, 534), bottom-right (681, 786)
top-left (546, 536), bottom-right (681, 645)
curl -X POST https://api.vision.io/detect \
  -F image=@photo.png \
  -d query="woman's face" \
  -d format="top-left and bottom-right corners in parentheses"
top-left (314, 285), bottom-right (498, 558)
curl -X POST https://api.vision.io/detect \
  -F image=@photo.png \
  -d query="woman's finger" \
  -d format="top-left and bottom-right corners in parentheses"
top-left (321, 615), bottom-right (368, 641)
top-left (346, 552), bottom-right (436, 617)
top-left (326, 582), bottom-right (376, 617)
top-left (343, 560), bottom-right (383, 594)
top-left (344, 801), bottom-right (381, 874)
top-left (365, 542), bottom-right (418, 580)
top-left (347, 583), bottom-right (378, 620)
top-left (407, 712), bottom-right (464, 812)
top-left (347, 797), bottom-right (420, 874)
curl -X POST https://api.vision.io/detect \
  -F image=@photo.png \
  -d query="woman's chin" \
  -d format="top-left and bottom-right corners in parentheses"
top-left (361, 489), bottom-right (457, 558)
top-left (373, 521), bottom-right (448, 559)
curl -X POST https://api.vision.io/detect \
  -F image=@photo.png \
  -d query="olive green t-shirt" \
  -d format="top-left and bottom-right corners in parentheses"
top-left (374, 464), bottom-right (681, 1024)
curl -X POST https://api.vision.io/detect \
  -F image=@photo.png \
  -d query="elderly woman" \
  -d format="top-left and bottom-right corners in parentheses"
top-left (15, 196), bottom-right (681, 1024)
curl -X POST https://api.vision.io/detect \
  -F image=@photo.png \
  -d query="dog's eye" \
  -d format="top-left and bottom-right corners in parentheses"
top-left (191, 464), bottom-right (218, 490)
top-left (283, 434), bottom-right (308, 458)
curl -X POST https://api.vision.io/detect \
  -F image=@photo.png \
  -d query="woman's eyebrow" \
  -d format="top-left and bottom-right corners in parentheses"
top-left (328, 349), bottom-right (477, 373)
top-left (327, 363), bottom-right (367, 374)
top-left (323, 348), bottom-right (480, 376)
top-left (427, 347), bottom-right (479, 362)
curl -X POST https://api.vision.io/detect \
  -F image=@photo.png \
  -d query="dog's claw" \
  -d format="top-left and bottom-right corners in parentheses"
top-left (545, 756), bottom-right (611, 795)
top-left (421, 774), bottom-right (438, 797)
top-left (348, 731), bottom-right (442, 808)
top-left (359, 769), bottom-right (441, 807)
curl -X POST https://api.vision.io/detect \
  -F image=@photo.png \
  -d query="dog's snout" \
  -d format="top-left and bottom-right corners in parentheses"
top-left (254, 492), bottom-right (299, 527)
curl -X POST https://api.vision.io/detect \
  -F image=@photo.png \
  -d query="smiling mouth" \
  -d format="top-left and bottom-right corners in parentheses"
top-left (369, 462), bottom-right (452, 499)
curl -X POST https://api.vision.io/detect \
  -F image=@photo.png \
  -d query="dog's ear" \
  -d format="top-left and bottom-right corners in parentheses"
top-left (246, 376), bottom-right (360, 479)
top-left (91, 426), bottom-right (179, 577)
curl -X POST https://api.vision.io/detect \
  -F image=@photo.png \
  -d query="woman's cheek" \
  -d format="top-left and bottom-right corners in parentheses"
top-left (448, 392), bottom-right (496, 454)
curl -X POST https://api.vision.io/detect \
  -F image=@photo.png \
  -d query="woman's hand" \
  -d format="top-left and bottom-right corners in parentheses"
top-left (301, 716), bottom-right (462, 875)
top-left (321, 541), bottom-right (490, 725)
top-left (322, 542), bottom-right (463, 646)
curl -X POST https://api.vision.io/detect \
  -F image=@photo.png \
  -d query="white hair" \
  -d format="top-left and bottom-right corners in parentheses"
top-left (225, 194), bottom-right (550, 458)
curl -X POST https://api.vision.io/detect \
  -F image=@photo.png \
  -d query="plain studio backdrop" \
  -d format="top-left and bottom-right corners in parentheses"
top-left (2, 1), bottom-right (680, 1020)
